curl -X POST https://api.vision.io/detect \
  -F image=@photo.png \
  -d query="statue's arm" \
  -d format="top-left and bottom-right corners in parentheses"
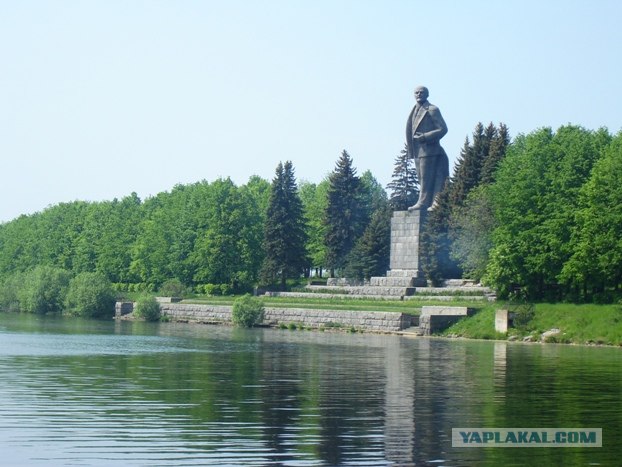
top-left (421, 107), bottom-right (448, 143)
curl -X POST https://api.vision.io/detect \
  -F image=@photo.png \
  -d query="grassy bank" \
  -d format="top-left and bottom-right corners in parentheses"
top-left (183, 295), bottom-right (492, 315)
top-left (121, 293), bottom-right (622, 346)
top-left (441, 303), bottom-right (622, 346)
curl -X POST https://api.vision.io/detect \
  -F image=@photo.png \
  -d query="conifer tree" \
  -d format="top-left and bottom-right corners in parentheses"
top-left (343, 206), bottom-right (391, 280)
top-left (480, 123), bottom-right (510, 184)
top-left (423, 122), bottom-right (510, 283)
top-left (449, 123), bottom-right (485, 207)
top-left (420, 186), bottom-right (457, 285)
top-left (323, 150), bottom-right (362, 277)
top-left (387, 144), bottom-right (419, 211)
top-left (262, 161), bottom-right (308, 289)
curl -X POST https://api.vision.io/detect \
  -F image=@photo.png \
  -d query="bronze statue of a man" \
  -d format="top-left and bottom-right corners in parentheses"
top-left (405, 86), bottom-right (449, 211)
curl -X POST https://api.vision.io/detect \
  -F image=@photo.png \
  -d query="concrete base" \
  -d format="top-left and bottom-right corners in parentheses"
top-left (390, 210), bottom-right (425, 276)
top-left (495, 309), bottom-right (509, 333)
top-left (416, 306), bottom-right (475, 335)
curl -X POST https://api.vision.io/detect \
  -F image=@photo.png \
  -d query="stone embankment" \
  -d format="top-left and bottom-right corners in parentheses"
top-left (116, 302), bottom-right (414, 333)
top-left (115, 301), bottom-right (475, 336)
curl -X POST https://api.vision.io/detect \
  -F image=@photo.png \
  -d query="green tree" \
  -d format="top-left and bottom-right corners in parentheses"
top-left (0, 272), bottom-right (25, 312)
top-left (449, 186), bottom-right (495, 281)
top-left (323, 150), bottom-right (362, 277)
top-left (74, 194), bottom-right (142, 283)
top-left (387, 143), bottom-right (418, 210)
top-left (262, 161), bottom-right (308, 289)
top-left (64, 272), bottom-right (116, 318)
top-left (299, 179), bottom-right (329, 277)
top-left (423, 122), bottom-right (510, 284)
top-left (359, 170), bottom-right (389, 224)
top-left (485, 126), bottom-right (610, 299)
top-left (18, 266), bottom-right (71, 314)
top-left (343, 206), bottom-right (391, 280)
top-left (189, 178), bottom-right (262, 292)
top-left (420, 189), bottom-right (455, 286)
top-left (0, 214), bottom-right (40, 277)
top-left (560, 131), bottom-right (622, 301)
top-left (0, 203), bottom-right (90, 277)
top-left (237, 176), bottom-right (271, 288)
top-left (480, 123), bottom-right (510, 184)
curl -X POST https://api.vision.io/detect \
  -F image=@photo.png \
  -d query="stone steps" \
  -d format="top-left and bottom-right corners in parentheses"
top-left (305, 283), bottom-right (494, 300)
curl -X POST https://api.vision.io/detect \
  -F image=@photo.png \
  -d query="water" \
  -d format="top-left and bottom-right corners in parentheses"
top-left (0, 313), bottom-right (620, 466)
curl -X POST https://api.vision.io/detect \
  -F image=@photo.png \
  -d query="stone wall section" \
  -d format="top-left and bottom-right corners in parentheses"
top-left (128, 302), bottom-right (413, 333)
top-left (417, 306), bottom-right (474, 335)
top-left (263, 307), bottom-right (412, 332)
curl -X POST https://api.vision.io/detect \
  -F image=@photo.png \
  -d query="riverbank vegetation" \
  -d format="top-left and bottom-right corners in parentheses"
top-left (133, 294), bottom-right (162, 322)
top-left (441, 303), bottom-right (622, 346)
top-left (1, 124), bottom-right (621, 307)
top-left (0, 266), bottom-right (116, 318)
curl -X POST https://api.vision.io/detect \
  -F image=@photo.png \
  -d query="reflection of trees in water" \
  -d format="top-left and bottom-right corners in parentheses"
top-left (24, 320), bottom-right (619, 466)
top-left (315, 346), bottom-right (387, 465)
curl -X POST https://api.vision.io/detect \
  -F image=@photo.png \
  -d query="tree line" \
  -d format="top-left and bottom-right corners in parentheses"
top-left (1, 123), bottom-right (621, 306)
top-left (0, 151), bottom-right (390, 300)
top-left (424, 123), bottom-right (622, 303)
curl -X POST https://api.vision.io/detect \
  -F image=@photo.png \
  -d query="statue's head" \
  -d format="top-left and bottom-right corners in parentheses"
top-left (414, 86), bottom-right (429, 104)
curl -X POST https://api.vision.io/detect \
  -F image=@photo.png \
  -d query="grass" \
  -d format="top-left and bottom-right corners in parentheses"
top-left (523, 303), bottom-right (622, 345)
top-left (183, 294), bottom-right (490, 315)
top-left (441, 302), bottom-right (622, 346)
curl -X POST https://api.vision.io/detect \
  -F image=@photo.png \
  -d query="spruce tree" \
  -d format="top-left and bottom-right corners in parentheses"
top-left (480, 123), bottom-right (510, 184)
top-left (323, 150), bottom-right (362, 277)
top-left (424, 122), bottom-right (510, 283)
top-left (387, 144), bottom-right (419, 210)
top-left (262, 161), bottom-right (308, 289)
top-left (448, 123), bottom-right (486, 208)
top-left (420, 185), bottom-right (457, 285)
top-left (343, 206), bottom-right (391, 280)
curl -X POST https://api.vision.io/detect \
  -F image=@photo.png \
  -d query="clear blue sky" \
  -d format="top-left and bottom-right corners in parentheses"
top-left (2, 0), bottom-right (621, 223)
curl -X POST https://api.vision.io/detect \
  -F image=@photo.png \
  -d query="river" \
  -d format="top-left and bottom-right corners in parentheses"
top-left (0, 313), bottom-right (620, 466)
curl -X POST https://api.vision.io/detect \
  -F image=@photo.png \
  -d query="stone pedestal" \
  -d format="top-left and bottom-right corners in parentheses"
top-left (389, 210), bottom-right (426, 286)
top-left (495, 309), bottom-right (509, 334)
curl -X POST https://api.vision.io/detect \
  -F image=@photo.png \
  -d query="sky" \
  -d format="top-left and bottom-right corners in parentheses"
top-left (1, 0), bottom-right (621, 223)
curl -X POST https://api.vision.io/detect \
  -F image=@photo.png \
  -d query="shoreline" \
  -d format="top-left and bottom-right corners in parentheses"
top-left (115, 303), bottom-right (622, 348)
top-left (130, 313), bottom-right (622, 348)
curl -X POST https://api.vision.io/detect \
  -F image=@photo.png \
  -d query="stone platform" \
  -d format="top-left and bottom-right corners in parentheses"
top-left (403, 306), bottom-right (475, 336)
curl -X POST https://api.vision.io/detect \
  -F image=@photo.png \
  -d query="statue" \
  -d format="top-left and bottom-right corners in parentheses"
top-left (405, 86), bottom-right (449, 211)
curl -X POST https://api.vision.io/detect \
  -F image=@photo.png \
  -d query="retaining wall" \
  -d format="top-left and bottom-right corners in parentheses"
top-left (119, 302), bottom-right (413, 333)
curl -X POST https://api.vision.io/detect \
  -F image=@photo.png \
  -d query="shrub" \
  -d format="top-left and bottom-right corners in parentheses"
top-left (18, 266), bottom-right (71, 314)
top-left (231, 294), bottom-right (264, 327)
top-left (64, 272), bottom-right (116, 319)
top-left (0, 272), bottom-right (24, 312)
top-left (511, 303), bottom-right (535, 329)
top-left (159, 278), bottom-right (185, 297)
top-left (134, 294), bottom-right (161, 322)
top-left (203, 283), bottom-right (221, 296)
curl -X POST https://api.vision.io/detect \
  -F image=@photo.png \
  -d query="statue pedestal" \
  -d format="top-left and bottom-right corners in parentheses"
top-left (389, 210), bottom-right (427, 286)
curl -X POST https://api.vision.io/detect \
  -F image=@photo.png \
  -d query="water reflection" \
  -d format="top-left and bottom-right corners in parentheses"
top-left (0, 313), bottom-right (620, 466)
